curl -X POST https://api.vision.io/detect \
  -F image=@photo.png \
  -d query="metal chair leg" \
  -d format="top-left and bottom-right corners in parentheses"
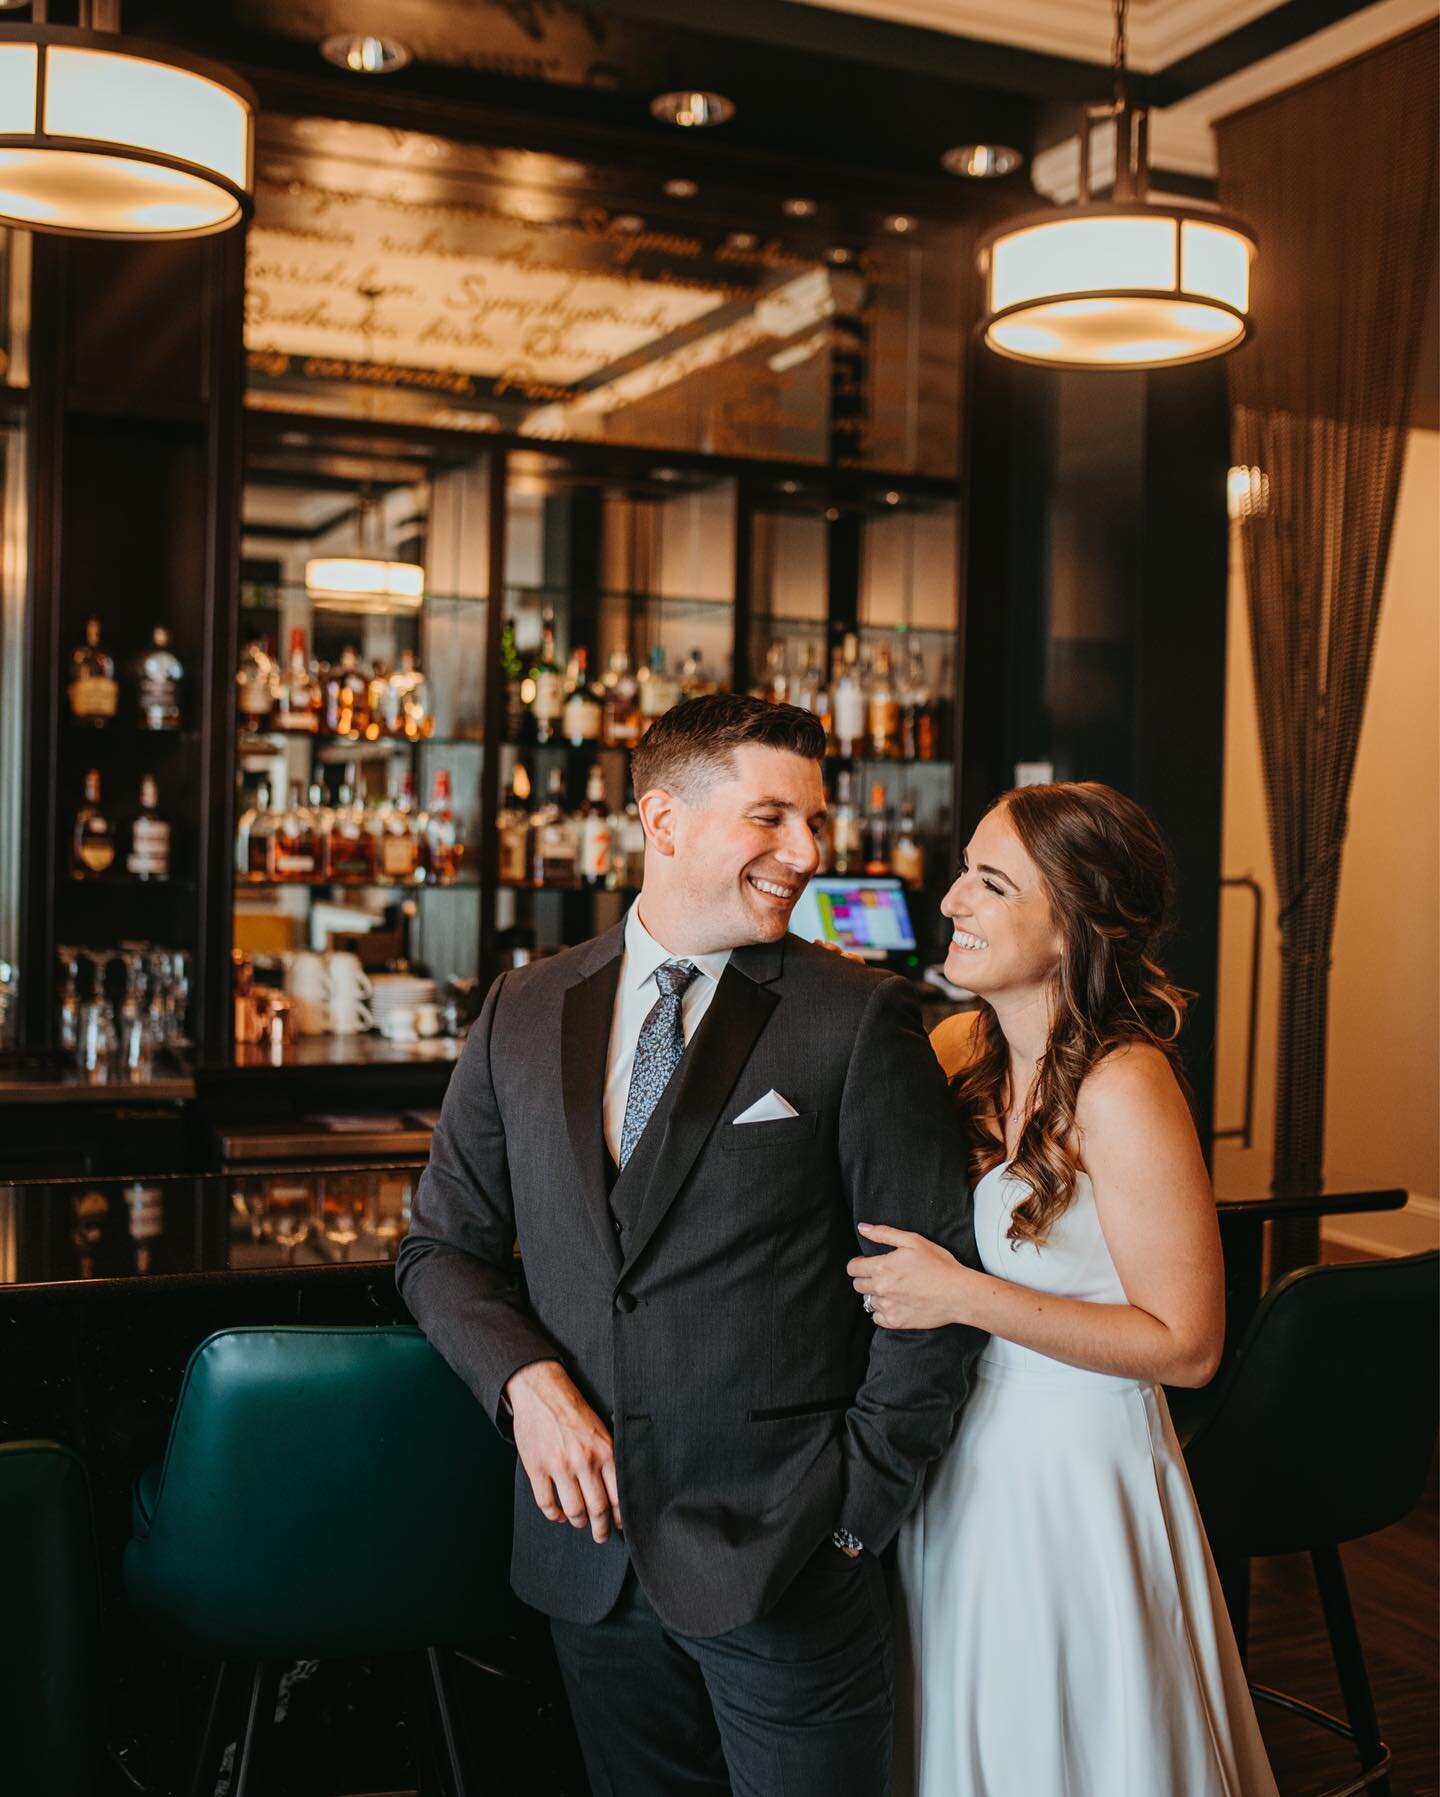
top-left (186, 1661), bottom-right (238, 1797)
top-left (232, 1661), bottom-right (277, 1797)
top-left (427, 1646), bottom-right (471, 1797)
top-left (1312, 1545), bottom-right (1389, 1797)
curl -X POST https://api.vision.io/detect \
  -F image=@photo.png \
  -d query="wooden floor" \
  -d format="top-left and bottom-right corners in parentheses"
top-left (1248, 1469), bottom-right (1437, 1796)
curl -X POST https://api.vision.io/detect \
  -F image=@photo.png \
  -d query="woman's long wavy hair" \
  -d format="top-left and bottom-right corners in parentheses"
top-left (952, 782), bottom-right (1193, 1248)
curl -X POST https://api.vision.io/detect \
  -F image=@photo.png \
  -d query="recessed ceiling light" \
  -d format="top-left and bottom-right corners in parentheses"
top-left (884, 490), bottom-right (902, 505)
top-left (612, 213), bottom-right (646, 233)
top-left (782, 198), bottom-right (817, 218)
top-left (651, 90), bottom-right (735, 129)
top-left (942, 143), bottom-right (1022, 179)
top-left (321, 34), bottom-right (412, 75)
top-left (824, 246), bottom-right (854, 265)
top-left (779, 481), bottom-right (800, 495)
top-left (725, 231), bottom-right (758, 251)
top-left (885, 214), bottom-right (918, 235)
top-left (663, 178), bottom-right (699, 199)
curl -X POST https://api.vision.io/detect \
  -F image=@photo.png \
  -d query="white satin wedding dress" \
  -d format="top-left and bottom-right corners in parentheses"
top-left (892, 1162), bottom-right (1279, 1797)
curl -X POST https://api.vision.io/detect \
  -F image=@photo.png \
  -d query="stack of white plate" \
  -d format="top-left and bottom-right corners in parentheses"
top-left (368, 973), bottom-right (437, 1033)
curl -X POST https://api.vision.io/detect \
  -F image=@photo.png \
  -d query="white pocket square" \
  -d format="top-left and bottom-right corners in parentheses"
top-left (733, 1089), bottom-right (800, 1124)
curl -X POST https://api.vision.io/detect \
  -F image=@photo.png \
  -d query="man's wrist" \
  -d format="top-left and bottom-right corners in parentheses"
top-left (502, 1357), bottom-right (566, 1412)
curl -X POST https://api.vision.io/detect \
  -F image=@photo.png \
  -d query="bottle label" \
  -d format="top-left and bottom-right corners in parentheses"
top-left (127, 818), bottom-right (171, 877)
top-left (382, 836), bottom-right (416, 876)
top-left (70, 676), bottom-right (118, 719)
top-left (79, 837), bottom-right (115, 872)
top-left (834, 689), bottom-right (866, 742)
top-left (499, 833), bottom-right (528, 884)
top-left (238, 684), bottom-right (272, 717)
top-left (581, 823), bottom-right (612, 880)
top-left (139, 675), bottom-right (178, 725)
top-left (273, 850), bottom-right (315, 875)
top-left (565, 699), bottom-right (602, 741)
top-left (532, 672), bottom-right (564, 720)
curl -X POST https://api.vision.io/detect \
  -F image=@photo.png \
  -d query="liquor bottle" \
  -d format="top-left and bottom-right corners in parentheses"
top-left (378, 772), bottom-right (421, 881)
top-left (307, 782), bottom-right (336, 878)
top-left (601, 650), bottom-right (641, 749)
top-left (325, 646), bottom-right (369, 738)
top-left (500, 620), bottom-right (527, 742)
top-left (680, 645), bottom-right (716, 699)
top-left (71, 769), bottom-right (117, 878)
top-left (530, 766), bottom-right (579, 888)
top-left (69, 617), bottom-right (119, 725)
top-left (425, 769), bottom-right (463, 882)
top-left (563, 648), bottom-right (603, 745)
top-left (327, 783), bottom-right (374, 882)
top-left (892, 799), bottom-right (926, 887)
top-left (272, 783), bottom-right (319, 881)
top-left (796, 641), bottom-right (828, 731)
top-left (867, 643), bottom-right (901, 759)
top-left (236, 783), bottom-right (274, 880)
top-left (930, 651), bottom-right (954, 758)
top-left (126, 775), bottom-right (171, 880)
top-left (275, 628), bottom-right (321, 733)
top-left (830, 770), bottom-right (860, 874)
top-left (578, 764), bottom-right (612, 888)
top-left (638, 645), bottom-right (680, 727)
top-left (832, 635), bottom-right (866, 758)
top-left (615, 800), bottom-right (647, 889)
top-left (863, 781), bottom-right (892, 875)
top-left (395, 648), bottom-right (433, 740)
top-left (236, 637), bottom-right (277, 727)
top-left (528, 612), bottom-right (565, 744)
top-left (813, 809), bottom-right (834, 874)
top-left (496, 764), bottom-right (532, 885)
top-left (760, 639), bottom-right (790, 705)
top-left (368, 659), bottom-right (397, 736)
top-left (899, 645), bottom-right (935, 762)
top-left (125, 1181), bottom-right (165, 1276)
top-left (137, 626), bottom-right (183, 731)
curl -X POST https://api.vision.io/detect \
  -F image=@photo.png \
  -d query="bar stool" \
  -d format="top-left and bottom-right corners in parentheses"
top-left (0, 1439), bottom-right (104, 1797)
top-left (1181, 1250), bottom-right (1438, 1797)
top-left (124, 1325), bottom-right (517, 1797)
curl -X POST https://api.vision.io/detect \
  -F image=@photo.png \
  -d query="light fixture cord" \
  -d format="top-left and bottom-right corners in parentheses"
top-left (1111, 0), bottom-right (1130, 104)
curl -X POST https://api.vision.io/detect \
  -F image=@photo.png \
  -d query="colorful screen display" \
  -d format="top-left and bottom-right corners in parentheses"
top-left (788, 878), bottom-right (918, 957)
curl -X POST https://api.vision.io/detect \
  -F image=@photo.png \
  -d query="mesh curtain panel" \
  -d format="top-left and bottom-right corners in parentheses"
top-left (1216, 25), bottom-right (1438, 1268)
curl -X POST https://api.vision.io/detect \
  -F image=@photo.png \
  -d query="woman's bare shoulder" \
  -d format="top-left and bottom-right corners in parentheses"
top-left (929, 1007), bottom-right (983, 1078)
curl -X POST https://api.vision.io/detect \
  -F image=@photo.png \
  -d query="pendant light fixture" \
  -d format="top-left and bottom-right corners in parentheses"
top-left (306, 493), bottom-right (424, 612)
top-left (977, 0), bottom-right (1256, 370)
top-left (0, 1), bottom-right (253, 239)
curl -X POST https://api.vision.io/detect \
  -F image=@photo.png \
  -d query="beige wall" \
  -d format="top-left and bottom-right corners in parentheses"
top-left (1213, 428), bottom-right (1440, 1255)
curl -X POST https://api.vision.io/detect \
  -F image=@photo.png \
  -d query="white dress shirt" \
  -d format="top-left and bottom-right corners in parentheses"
top-left (602, 906), bottom-right (732, 1165)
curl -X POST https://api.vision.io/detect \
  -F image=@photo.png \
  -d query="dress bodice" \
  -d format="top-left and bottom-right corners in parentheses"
top-left (973, 1161), bottom-right (1140, 1388)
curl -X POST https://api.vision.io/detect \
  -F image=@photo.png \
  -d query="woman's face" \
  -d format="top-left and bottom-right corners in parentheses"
top-left (940, 805), bottom-right (1063, 999)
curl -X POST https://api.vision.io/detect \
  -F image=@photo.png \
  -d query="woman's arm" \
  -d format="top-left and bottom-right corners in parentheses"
top-left (848, 1044), bottom-right (1225, 1388)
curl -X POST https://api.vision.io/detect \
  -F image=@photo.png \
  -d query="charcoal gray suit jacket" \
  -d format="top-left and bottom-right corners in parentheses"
top-left (396, 920), bottom-right (985, 1637)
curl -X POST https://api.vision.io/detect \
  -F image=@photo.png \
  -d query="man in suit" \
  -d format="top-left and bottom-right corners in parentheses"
top-left (397, 693), bottom-right (985, 1797)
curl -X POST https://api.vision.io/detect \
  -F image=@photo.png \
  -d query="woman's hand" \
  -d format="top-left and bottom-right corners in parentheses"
top-left (814, 939), bottom-right (868, 966)
top-left (847, 1225), bottom-right (977, 1330)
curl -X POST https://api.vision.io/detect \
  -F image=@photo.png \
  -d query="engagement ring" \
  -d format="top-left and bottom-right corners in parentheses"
top-left (862, 1294), bottom-right (875, 1314)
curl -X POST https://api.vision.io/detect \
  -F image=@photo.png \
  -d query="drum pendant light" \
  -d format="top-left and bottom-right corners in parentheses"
top-left (977, 0), bottom-right (1256, 371)
top-left (0, 3), bottom-right (253, 240)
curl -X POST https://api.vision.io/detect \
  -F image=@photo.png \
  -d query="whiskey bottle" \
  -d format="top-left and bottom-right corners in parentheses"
top-left (325, 646), bottom-right (369, 738)
top-left (528, 613), bottom-right (565, 744)
top-left (236, 637), bottom-right (277, 727)
top-left (578, 763), bottom-right (613, 887)
top-left (760, 639), bottom-right (790, 705)
top-left (236, 783), bottom-right (274, 879)
top-left (137, 626), bottom-right (183, 731)
top-left (71, 769), bottom-right (117, 877)
top-left (308, 782), bottom-right (336, 878)
top-left (530, 766), bottom-right (579, 888)
top-left (796, 641), bottom-right (828, 733)
top-left (601, 650), bottom-right (641, 749)
top-left (271, 782), bottom-right (318, 882)
top-left (638, 645), bottom-right (680, 727)
top-left (863, 782), bottom-right (892, 875)
top-left (563, 647), bottom-right (603, 746)
top-left (892, 799), bottom-right (926, 888)
top-left (425, 769), bottom-right (463, 882)
top-left (328, 783), bottom-right (374, 882)
top-left (831, 770), bottom-right (860, 874)
top-left (378, 773), bottom-right (421, 881)
top-left (680, 646), bottom-right (717, 699)
top-left (275, 628), bottom-right (321, 733)
top-left (69, 618), bottom-right (119, 726)
top-left (497, 764), bottom-right (532, 885)
top-left (126, 775), bottom-right (171, 881)
top-left (867, 644), bottom-right (901, 759)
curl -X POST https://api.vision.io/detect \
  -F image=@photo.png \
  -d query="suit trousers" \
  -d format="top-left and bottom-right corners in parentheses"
top-left (549, 1540), bottom-right (894, 1797)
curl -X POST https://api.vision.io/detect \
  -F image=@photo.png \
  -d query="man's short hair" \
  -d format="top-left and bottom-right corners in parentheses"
top-left (631, 693), bottom-right (826, 800)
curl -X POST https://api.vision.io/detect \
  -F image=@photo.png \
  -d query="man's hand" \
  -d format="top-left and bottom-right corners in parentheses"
top-left (505, 1360), bottom-right (623, 1545)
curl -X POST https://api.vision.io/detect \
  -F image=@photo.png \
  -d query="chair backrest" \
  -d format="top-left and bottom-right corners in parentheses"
top-left (0, 1440), bottom-right (103, 1797)
top-left (1184, 1251), bottom-right (1439, 1559)
top-left (124, 1326), bottom-right (515, 1660)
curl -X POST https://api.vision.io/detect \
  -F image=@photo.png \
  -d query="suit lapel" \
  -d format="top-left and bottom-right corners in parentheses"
top-left (619, 944), bottom-right (783, 1276)
top-left (561, 933), bottom-right (625, 1276)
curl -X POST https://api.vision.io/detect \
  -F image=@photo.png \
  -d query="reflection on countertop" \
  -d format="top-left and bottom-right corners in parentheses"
top-left (0, 1048), bottom-right (196, 1106)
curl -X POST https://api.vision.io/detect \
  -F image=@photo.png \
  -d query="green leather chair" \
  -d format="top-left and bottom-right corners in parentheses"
top-left (0, 1440), bottom-right (104, 1797)
top-left (125, 1325), bottom-right (517, 1797)
top-left (1181, 1250), bottom-right (1439, 1797)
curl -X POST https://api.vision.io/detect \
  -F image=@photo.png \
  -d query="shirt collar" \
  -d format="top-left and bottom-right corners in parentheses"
top-left (624, 905), bottom-right (732, 992)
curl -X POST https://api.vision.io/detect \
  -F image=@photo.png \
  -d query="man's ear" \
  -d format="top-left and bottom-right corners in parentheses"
top-left (637, 786), bottom-right (678, 857)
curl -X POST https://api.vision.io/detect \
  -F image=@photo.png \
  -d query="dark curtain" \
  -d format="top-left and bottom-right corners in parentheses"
top-left (1216, 25), bottom-right (1438, 1267)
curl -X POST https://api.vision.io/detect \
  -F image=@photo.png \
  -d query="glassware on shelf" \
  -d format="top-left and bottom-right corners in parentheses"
top-left (274, 628), bottom-right (321, 733)
top-left (236, 636), bottom-right (277, 727)
top-left (258, 1174), bottom-right (314, 1263)
top-left (530, 766), bottom-right (579, 888)
top-left (831, 635), bottom-right (865, 758)
top-left (136, 626), bottom-right (183, 731)
top-left (71, 769), bottom-right (117, 879)
top-left (68, 617), bottom-right (119, 726)
top-left (126, 775), bottom-right (171, 881)
top-left (892, 799), bottom-right (926, 887)
top-left (497, 764), bottom-right (532, 885)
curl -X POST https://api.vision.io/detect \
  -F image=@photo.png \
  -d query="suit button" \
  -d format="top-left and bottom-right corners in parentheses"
top-left (614, 1292), bottom-right (637, 1315)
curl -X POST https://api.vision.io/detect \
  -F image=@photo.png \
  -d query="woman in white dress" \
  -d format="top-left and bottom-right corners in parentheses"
top-left (848, 781), bottom-right (1278, 1797)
